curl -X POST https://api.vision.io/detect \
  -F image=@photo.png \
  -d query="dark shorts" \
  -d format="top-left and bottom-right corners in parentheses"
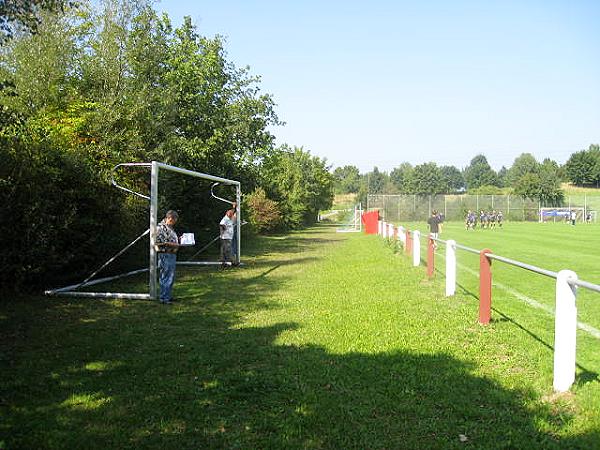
top-left (221, 239), bottom-right (233, 261)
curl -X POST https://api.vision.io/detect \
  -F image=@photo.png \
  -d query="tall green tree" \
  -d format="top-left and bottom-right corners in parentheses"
top-left (565, 144), bottom-right (600, 186)
top-left (514, 158), bottom-right (564, 206)
top-left (440, 165), bottom-right (465, 193)
top-left (333, 165), bottom-right (361, 194)
top-left (0, 0), bottom-right (289, 291)
top-left (366, 167), bottom-right (387, 194)
top-left (410, 162), bottom-right (444, 195)
top-left (463, 154), bottom-right (497, 190)
top-left (496, 166), bottom-right (508, 187)
top-left (262, 146), bottom-right (333, 228)
top-left (390, 163), bottom-right (413, 193)
top-left (0, 4), bottom-right (87, 117)
top-left (507, 153), bottom-right (540, 186)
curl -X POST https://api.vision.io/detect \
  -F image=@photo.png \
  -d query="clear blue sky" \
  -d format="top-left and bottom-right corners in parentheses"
top-left (156, 0), bottom-right (600, 173)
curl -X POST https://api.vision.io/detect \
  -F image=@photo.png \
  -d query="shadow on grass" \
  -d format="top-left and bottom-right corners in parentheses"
top-left (1, 231), bottom-right (599, 449)
top-left (448, 279), bottom-right (600, 388)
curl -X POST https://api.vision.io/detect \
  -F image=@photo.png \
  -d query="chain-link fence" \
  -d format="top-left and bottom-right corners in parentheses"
top-left (367, 194), bottom-right (577, 222)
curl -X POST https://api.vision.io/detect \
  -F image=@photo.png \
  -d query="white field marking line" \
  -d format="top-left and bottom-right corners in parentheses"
top-left (435, 250), bottom-right (600, 340)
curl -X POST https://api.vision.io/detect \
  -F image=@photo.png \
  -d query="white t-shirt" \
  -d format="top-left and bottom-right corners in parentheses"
top-left (220, 215), bottom-right (234, 240)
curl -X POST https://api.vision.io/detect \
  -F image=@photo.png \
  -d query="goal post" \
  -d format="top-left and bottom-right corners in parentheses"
top-left (46, 161), bottom-right (241, 300)
top-left (336, 203), bottom-right (363, 233)
top-left (539, 207), bottom-right (584, 223)
top-left (148, 162), bottom-right (241, 298)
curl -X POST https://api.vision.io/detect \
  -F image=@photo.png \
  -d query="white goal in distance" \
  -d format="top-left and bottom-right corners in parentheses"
top-left (539, 207), bottom-right (585, 223)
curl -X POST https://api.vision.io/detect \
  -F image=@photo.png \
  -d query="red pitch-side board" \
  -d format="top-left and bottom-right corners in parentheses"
top-left (361, 210), bottom-right (379, 234)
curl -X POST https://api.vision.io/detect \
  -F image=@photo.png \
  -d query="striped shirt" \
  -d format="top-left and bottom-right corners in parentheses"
top-left (156, 219), bottom-right (178, 253)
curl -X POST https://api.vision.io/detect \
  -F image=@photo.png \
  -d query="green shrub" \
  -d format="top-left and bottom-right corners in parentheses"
top-left (244, 188), bottom-right (281, 233)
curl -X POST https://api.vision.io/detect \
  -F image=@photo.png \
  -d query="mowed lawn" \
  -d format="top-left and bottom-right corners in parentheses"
top-left (1, 225), bottom-right (600, 449)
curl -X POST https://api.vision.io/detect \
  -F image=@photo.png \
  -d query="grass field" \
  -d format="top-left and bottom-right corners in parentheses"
top-left (1, 224), bottom-right (600, 448)
top-left (397, 220), bottom-right (600, 327)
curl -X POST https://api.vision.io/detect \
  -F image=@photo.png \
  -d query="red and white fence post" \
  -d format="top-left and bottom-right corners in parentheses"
top-left (427, 234), bottom-right (435, 278)
top-left (479, 249), bottom-right (493, 325)
top-left (412, 231), bottom-right (421, 267)
top-left (445, 240), bottom-right (456, 296)
top-left (553, 270), bottom-right (578, 392)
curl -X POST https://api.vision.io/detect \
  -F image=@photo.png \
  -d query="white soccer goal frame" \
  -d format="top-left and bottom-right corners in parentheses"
top-left (336, 203), bottom-right (363, 233)
top-left (45, 161), bottom-right (241, 300)
top-left (539, 207), bottom-right (584, 223)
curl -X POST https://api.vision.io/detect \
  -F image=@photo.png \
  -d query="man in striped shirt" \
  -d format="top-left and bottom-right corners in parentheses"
top-left (155, 210), bottom-right (180, 304)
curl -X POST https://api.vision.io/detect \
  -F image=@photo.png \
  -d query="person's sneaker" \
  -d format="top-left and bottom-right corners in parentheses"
top-left (160, 300), bottom-right (173, 305)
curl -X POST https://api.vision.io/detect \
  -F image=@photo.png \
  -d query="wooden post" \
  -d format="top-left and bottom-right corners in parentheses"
top-left (427, 235), bottom-right (435, 278)
top-left (479, 249), bottom-right (493, 324)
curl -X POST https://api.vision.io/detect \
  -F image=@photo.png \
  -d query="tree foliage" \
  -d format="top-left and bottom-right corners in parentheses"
top-left (507, 153), bottom-right (540, 185)
top-left (261, 146), bottom-right (334, 229)
top-left (0, 0), bottom-right (328, 291)
top-left (440, 165), bottom-right (465, 193)
top-left (333, 165), bottom-right (360, 194)
top-left (463, 154), bottom-right (498, 190)
top-left (389, 163), bottom-right (413, 193)
top-left (0, 0), bottom-right (75, 42)
top-left (565, 144), bottom-right (600, 186)
top-left (410, 162), bottom-right (444, 195)
top-left (244, 187), bottom-right (281, 233)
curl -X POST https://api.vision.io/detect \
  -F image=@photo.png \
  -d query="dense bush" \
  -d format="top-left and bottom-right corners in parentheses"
top-left (244, 188), bottom-right (282, 233)
top-left (261, 146), bottom-right (334, 229)
top-left (0, 123), bottom-right (146, 290)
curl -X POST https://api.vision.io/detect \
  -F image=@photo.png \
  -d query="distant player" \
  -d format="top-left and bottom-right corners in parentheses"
top-left (489, 210), bottom-right (497, 229)
top-left (465, 210), bottom-right (475, 230)
top-left (497, 210), bottom-right (503, 228)
top-left (427, 210), bottom-right (441, 246)
top-left (479, 210), bottom-right (488, 229)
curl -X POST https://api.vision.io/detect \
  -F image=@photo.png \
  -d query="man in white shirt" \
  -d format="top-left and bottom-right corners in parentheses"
top-left (219, 209), bottom-right (235, 267)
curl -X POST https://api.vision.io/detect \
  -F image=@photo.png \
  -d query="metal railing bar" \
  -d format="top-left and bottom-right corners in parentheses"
top-left (486, 253), bottom-right (558, 279)
top-left (570, 278), bottom-right (600, 294)
top-left (453, 242), bottom-right (480, 255)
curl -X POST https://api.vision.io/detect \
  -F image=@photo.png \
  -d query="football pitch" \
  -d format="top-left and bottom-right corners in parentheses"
top-left (400, 220), bottom-right (600, 321)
